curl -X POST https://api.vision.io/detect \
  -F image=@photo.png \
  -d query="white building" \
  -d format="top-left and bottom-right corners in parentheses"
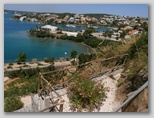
top-left (118, 30), bottom-right (123, 33)
top-left (64, 32), bottom-right (78, 37)
top-left (31, 18), bottom-right (38, 22)
top-left (111, 32), bottom-right (120, 38)
top-left (124, 35), bottom-right (131, 39)
top-left (19, 16), bottom-right (26, 21)
top-left (68, 17), bottom-right (74, 22)
top-left (41, 25), bottom-right (58, 32)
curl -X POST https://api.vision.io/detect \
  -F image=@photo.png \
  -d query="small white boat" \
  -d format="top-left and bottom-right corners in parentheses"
top-left (66, 24), bottom-right (71, 27)
top-left (93, 26), bottom-right (98, 29)
top-left (71, 25), bottom-right (76, 27)
top-left (66, 24), bottom-right (76, 27)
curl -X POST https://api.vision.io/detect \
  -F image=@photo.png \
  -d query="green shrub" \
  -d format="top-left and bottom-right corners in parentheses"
top-left (78, 53), bottom-right (96, 64)
top-left (117, 78), bottom-right (126, 87)
top-left (71, 60), bottom-right (77, 66)
top-left (84, 37), bottom-right (102, 48)
top-left (128, 32), bottom-right (148, 59)
top-left (5, 65), bottom-right (54, 79)
top-left (16, 52), bottom-right (27, 63)
top-left (20, 69), bottom-right (37, 78)
top-left (4, 96), bottom-right (23, 112)
top-left (29, 28), bottom-right (55, 38)
top-left (37, 62), bottom-right (43, 66)
top-left (68, 75), bottom-right (106, 112)
top-left (23, 64), bottom-right (29, 67)
top-left (6, 70), bottom-right (20, 78)
top-left (44, 57), bottom-right (54, 63)
top-left (7, 65), bottom-right (12, 69)
top-left (9, 63), bottom-right (13, 65)
top-left (122, 32), bottom-right (148, 91)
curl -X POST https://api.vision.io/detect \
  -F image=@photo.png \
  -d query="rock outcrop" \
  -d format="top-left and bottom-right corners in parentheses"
top-left (122, 87), bottom-right (148, 112)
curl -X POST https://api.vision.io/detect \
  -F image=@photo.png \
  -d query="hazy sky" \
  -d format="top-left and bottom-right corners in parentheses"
top-left (4, 4), bottom-right (148, 17)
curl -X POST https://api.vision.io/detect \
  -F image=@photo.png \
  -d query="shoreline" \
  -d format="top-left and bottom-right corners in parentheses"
top-left (6, 16), bottom-right (96, 64)
top-left (28, 33), bottom-right (95, 54)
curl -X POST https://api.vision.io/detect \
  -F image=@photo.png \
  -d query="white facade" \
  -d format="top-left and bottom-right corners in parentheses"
top-left (19, 16), bottom-right (26, 21)
top-left (41, 25), bottom-right (58, 32)
top-left (65, 32), bottom-right (78, 37)
top-left (124, 35), bottom-right (131, 39)
top-left (31, 18), bottom-right (38, 22)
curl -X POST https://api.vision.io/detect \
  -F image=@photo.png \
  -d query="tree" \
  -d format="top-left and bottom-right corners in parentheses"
top-left (120, 31), bottom-right (126, 39)
top-left (70, 50), bottom-right (78, 60)
top-left (83, 27), bottom-right (95, 38)
top-left (78, 53), bottom-right (96, 64)
top-left (44, 57), bottom-right (54, 64)
top-left (104, 30), bottom-right (113, 37)
top-left (78, 53), bottom-right (87, 64)
top-left (16, 52), bottom-right (27, 64)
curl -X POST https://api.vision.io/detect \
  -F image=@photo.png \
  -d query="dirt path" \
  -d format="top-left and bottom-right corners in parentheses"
top-left (95, 69), bottom-right (122, 112)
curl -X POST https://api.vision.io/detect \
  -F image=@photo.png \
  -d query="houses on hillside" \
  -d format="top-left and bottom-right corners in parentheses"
top-left (14, 11), bottom-right (147, 40)
top-left (12, 11), bottom-right (148, 30)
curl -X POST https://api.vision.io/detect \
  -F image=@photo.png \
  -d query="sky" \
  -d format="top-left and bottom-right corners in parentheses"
top-left (4, 4), bottom-right (148, 17)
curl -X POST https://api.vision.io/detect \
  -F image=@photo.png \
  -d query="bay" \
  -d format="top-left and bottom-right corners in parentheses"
top-left (4, 13), bottom-right (110, 63)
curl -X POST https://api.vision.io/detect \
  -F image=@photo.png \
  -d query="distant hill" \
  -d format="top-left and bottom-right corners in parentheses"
top-left (4, 9), bottom-right (40, 14)
top-left (4, 9), bottom-right (113, 17)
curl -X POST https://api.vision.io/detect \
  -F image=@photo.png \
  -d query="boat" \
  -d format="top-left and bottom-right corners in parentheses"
top-left (66, 24), bottom-right (76, 27)
top-left (66, 24), bottom-right (71, 27)
top-left (93, 26), bottom-right (98, 29)
top-left (71, 25), bottom-right (76, 27)
top-left (87, 25), bottom-right (97, 28)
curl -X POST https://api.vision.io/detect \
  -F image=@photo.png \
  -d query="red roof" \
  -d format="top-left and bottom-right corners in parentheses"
top-left (128, 30), bottom-right (138, 35)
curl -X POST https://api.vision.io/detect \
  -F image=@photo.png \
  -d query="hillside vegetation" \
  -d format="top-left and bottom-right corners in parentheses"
top-left (4, 32), bottom-right (148, 112)
top-left (97, 32), bottom-right (148, 89)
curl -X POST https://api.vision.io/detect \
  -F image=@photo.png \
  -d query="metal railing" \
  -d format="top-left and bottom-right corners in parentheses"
top-left (114, 81), bottom-right (148, 112)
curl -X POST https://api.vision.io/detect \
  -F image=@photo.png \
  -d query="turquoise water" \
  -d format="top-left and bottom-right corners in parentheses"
top-left (4, 14), bottom-right (110, 63)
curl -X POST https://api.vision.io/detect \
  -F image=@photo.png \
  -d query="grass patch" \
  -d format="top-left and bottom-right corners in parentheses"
top-left (4, 75), bottom-right (38, 98)
top-left (122, 32), bottom-right (148, 90)
top-left (4, 96), bottom-right (24, 112)
top-left (97, 35), bottom-right (140, 59)
top-left (117, 78), bottom-right (126, 87)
